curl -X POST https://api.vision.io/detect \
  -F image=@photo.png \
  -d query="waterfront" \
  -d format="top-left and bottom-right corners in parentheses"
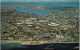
top-left (1, 43), bottom-right (79, 50)
top-left (1, 1), bottom-right (79, 50)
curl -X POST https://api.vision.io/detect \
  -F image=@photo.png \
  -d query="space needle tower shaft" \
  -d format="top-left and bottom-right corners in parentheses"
top-left (52, 12), bottom-right (56, 23)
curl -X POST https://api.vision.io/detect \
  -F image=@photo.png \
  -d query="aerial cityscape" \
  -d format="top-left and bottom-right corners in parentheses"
top-left (1, 0), bottom-right (79, 50)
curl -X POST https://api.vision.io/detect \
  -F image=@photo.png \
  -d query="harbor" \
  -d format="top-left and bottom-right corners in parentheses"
top-left (1, 41), bottom-right (79, 50)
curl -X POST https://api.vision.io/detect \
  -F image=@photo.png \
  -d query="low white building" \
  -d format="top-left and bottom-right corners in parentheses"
top-left (55, 35), bottom-right (66, 42)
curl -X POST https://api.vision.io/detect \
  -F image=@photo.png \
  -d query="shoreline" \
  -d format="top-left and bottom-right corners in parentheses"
top-left (1, 40), bottom-right (79, 45)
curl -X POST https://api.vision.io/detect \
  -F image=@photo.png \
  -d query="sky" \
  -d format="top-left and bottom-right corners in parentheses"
top-left (1, 0), bottom-right (79, 2)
